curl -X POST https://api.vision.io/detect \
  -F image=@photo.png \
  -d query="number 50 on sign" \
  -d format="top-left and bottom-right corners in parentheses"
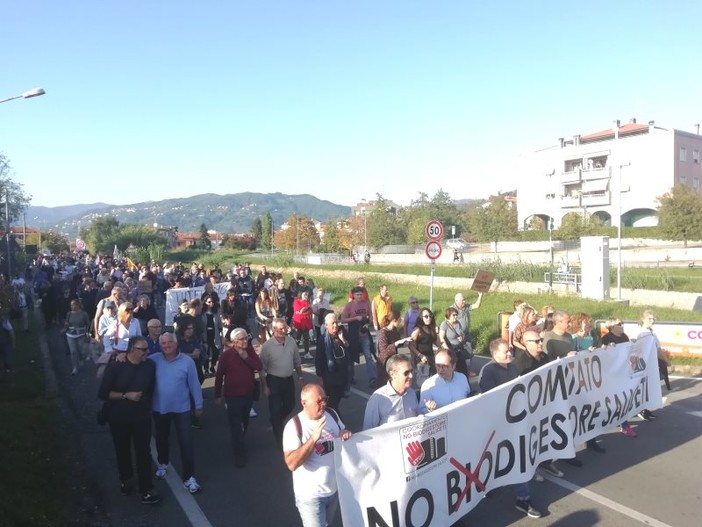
top-left (425, 220), bottom-right (444, 241)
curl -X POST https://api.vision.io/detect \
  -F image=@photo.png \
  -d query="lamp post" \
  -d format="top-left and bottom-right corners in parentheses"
top-left (362, 207), bottom-right (367, 252)
top-left (4, 190), bottom-right (11, 278)
top-left (0, 87), bottom-right (46, 105)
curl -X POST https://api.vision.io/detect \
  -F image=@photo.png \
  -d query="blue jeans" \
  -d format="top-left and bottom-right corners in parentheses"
top-left (515, 481), bottom-right (530, 500)
top-left (359, 334), bottom-right (376, 382)
top-left (296, 492), bottom-right (339, 527)
top-left (153, 411), bottom-right (195, 481)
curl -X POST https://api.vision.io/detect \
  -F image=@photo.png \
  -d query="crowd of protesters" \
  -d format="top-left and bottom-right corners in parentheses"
top-left (9, 250), bottom-right (672, 525)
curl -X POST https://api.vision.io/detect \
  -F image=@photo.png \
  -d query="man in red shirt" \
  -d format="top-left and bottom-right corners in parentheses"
top-left (214, 327), bottom-right (262, 467)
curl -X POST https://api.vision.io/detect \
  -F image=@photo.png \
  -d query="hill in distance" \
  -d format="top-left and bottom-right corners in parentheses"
top-left (28, 193), bottom-right (352, 237)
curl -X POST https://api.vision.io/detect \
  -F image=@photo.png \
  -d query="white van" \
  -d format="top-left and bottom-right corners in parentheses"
top-left (446, 238), bottom-right (469, 250)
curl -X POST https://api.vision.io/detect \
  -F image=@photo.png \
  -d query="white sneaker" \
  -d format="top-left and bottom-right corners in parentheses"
top-left (155, 463), bottom-right (168, 479)
top-left (183, 476), bottom-right (201, 494)
top-left (249, 408), bottom-right (258, 418)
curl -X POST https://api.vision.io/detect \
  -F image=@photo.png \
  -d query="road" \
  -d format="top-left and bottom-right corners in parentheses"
top-left (48, 327), bottom-right (701, 527)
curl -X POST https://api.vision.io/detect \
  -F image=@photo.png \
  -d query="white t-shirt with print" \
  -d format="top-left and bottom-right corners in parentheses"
top-left (282, 411), bottom-right (344, 500)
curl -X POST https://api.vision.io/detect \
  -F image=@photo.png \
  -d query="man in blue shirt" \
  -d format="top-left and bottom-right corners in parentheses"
top-left (419, 349), bottom-right (470, 413)
top-left (149, 332), bottom-right (203, 494)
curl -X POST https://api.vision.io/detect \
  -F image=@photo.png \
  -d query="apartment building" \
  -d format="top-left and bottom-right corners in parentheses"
top-left (517, 120), bottom-right (702, 229)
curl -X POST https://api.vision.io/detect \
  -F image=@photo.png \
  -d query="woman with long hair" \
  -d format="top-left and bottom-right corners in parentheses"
top-left (104, 302), bottom-right (143, 354)
top-left (64, 299), bottom-right (91, 376)
top-left (409, 307), bottom-right (440, 387)
top-left (201, 293), bottom-right (223, 375)
top-left (254, 288), bottom-right (278, 343)
top-left (511, 306), bottom-right (537, 353)
top-left (568, 312), bottom-right (596, 352)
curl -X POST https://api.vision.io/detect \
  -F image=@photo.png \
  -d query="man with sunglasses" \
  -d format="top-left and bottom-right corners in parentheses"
top-left (514, 330), bottom-right (550, 375)
top-left (363, 354), bottom-right (419, 430)
top-left (283, 383), bottom-right (352, 527)
top-left (514, 330), bottom-right (565, 479)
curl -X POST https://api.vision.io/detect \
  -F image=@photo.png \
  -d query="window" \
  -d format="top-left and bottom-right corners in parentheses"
top-left (693, 149), bottom-right (700, 164)
top-left (680, 146), bottom-right (687, 162)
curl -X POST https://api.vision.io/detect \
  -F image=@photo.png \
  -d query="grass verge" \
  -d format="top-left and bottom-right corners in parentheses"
top-left (0, 318), bottom-right (76, 526)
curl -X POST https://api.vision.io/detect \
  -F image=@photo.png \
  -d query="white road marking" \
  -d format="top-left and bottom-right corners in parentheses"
top-left (150, 437), bottom-right (213, 527)
top-left (542, 474), bottom-right (674, 527)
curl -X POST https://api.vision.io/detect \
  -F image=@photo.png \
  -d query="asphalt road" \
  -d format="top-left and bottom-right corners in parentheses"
top-left (48, 328), bottom-right (702, 527)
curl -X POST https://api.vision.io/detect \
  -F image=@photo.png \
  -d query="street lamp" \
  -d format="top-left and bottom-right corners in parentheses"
top-left (0, 87), bottom-right (46, 105)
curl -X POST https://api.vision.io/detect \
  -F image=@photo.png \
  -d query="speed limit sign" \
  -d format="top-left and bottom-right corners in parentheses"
top-left (425, 220), bottom-right (444, 241)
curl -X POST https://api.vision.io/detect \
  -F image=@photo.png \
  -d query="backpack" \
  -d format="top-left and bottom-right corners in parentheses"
top-left (291, 408), bottom-right (340, 443)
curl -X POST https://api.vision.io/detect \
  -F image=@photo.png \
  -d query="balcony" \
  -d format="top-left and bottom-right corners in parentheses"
top-left (581, 192), bottom-right (611, 207)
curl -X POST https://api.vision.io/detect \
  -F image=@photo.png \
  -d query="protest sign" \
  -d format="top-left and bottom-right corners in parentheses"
top-left (335, 338), bottom-right (661, 526)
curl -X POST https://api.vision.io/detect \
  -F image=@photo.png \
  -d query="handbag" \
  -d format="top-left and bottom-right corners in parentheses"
top-left (96, 401), bottom-right (112, 426)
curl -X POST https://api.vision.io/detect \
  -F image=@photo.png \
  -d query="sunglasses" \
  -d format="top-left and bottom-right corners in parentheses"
top-left (132, 346), bottom-right (148, 352)
top-left (526, 338), bottom-right (544, 344)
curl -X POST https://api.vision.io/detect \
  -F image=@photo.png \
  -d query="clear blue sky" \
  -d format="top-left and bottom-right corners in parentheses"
top-left (2, 1), bottom-right (701, 209)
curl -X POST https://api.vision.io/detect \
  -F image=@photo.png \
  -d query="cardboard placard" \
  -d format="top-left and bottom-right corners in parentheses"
top-left (471, 270), bottom-right (495, 292)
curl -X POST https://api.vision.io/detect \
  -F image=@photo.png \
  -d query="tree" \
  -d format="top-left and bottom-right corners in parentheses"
top-left (40, 230), bottom-right (70, 254)
top-left (198, 223), bottom-right (211, 250)
top-left (114, 225), bottom-right (168, 252)
top-left (251, 217), bottom-right (263, 242)
top-left (83, 216), bottom-right (120, 254)
top-left (657, 184), bottom-right (702, 248)
top-left (554, 212), bottom-right (601, 241)
top-left (366, 194), bottom-right (405, 248)
top-left (272, 214), bottom-right (320, 252)
top-left (467, 193), bottom-right (517, 251)
top-left (0, 153), bottom-right (31, 229)
top-left (261, 212), bottom-right (273, 250)
top-left (319, 218), bottom-right (342, 253)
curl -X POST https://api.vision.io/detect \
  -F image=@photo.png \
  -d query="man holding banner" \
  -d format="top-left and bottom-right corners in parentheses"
top-left (479, 339), bottom-right (544, 519)
top-left (363, 354), bottom-right (419, 430)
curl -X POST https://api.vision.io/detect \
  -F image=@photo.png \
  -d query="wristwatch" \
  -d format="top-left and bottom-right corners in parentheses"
top-left (121, 393), bottom-right (127, 400)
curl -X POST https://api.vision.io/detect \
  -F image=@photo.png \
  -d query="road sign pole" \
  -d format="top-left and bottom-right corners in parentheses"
top-left (429, 261), bottom-right (436, 310)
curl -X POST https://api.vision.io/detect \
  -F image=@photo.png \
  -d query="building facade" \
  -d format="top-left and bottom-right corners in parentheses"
top-left (517, 120), bottom-right (702, 229)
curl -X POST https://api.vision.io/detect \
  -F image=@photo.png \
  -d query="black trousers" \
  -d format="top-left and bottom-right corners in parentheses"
top-left (108, 417), bottom-right (153, 494)
top-left (266, 375), bottom-right (296, 446)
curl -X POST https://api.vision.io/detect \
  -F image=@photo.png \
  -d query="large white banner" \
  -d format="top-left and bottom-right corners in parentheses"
top-left (335, 338), bottom-right (662, 526)
top-left (164, 283), bottom-right (231, 327)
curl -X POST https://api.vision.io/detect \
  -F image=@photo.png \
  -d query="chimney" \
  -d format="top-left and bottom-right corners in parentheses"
top-left (629, 118), bottom-right (637, 124)
top-left (558, 137), bottom-right (564, 148)
top-left (648, 120), bottom-right (655, 133)
top-left (613, 119), bottom-right (620, 139)
top-left (573, 135), bottom-right (580, 146)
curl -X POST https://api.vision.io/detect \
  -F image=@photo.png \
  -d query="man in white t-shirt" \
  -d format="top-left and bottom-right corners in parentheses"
top-left (283, 383), bottom-right (352, 527)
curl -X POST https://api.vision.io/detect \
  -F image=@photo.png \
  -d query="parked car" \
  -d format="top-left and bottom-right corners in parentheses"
top-left (446, 238), bottom-right (469, 250)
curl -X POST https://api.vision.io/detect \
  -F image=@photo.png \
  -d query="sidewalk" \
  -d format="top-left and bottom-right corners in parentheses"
top-left (41, 323), bottom-right (168, 526)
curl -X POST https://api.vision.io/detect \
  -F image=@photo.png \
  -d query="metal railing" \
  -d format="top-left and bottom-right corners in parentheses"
top-left (544, 272), bottom-right (580, 286)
